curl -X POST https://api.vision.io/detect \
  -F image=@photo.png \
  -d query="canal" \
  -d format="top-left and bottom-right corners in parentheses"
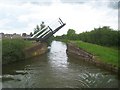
top-left (2, 41), bottom-right (119, 88)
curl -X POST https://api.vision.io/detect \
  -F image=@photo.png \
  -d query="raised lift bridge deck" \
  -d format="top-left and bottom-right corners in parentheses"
top-left (27, 18), bottom-right (66, 42)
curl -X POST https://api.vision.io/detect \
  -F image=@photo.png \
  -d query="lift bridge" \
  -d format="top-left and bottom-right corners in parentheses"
top-left (28, 18), bottom-right (66, 42)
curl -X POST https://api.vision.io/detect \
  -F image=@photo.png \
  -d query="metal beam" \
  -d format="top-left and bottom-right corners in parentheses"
top-left (40, 23), bottom-right (66, 42)
top-left (38, 30), bottom-right (51, 39)
top-left (31, 26), bottom-right (48, 38)
top-left (37, 28), bottom-right (49, 38)
top-left (29, 18), bottom-right (66, 42)
top-left (59, 18), bottom-right (64, 25)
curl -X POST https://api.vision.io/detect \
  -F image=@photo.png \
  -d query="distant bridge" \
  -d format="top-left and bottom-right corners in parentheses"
top-left (26, 18), bottom-right (66, 42)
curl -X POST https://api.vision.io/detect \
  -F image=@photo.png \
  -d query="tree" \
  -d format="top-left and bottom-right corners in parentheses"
top-left (67, 29), bottom-right (76, 40)
top-left (30, 32), bottom-right (33, 36)
top-left (67, 29), bottom-right (76, 35)
top-left (40, 21), bottom-right (45, 30)
top-left (34, 21), bottom-right (46, 34)
top-left (78, 26), bottom-right (119, 47)
top-left (22, 33), bottom-right (27, 37)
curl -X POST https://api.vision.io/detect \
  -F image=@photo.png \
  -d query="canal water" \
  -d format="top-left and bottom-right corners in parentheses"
top-left (2, 41), bottom-right (119, 88)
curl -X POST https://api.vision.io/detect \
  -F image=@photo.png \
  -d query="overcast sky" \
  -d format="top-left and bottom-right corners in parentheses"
top-left (0, 0), bottom-right (119, 35)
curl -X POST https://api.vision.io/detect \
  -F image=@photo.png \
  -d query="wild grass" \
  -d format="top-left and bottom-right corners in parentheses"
top-left (70, 40), bottom-right (119, 67)
top-left (2, 38), bottom-right (33, 64)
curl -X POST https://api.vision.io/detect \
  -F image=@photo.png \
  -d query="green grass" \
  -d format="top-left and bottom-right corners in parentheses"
top-left (69, 40), bottom-right (119, 67)
top-left (2, 38), bottom-right (33, 64)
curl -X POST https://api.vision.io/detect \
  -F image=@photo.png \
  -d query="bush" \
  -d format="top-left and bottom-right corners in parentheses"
top-left (2, 39), bottom-right (32, 64)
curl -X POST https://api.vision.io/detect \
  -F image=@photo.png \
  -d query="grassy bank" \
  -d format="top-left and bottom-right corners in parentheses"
top-left (68, 40), bottom-right (119, 67)
top-left (2, 39), bottom-right (33, 64)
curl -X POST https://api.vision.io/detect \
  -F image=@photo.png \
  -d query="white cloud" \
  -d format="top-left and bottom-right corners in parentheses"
top-left (0, 0), bottom-right (118, 35)
top-left (0, 19), bottom-right (11, 27)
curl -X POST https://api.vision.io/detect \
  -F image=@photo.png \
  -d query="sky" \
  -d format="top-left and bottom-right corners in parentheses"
top-left (0, 0), bottom-right (119, 36)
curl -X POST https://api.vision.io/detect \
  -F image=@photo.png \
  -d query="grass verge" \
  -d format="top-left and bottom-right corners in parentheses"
top-left (2, 38), bottom-right (33, 64)
top-left (69, 40), bottom-right (119, 67)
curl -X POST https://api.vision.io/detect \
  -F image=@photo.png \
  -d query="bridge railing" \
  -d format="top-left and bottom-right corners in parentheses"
top-left (30, 18), bottom-right (66, 42)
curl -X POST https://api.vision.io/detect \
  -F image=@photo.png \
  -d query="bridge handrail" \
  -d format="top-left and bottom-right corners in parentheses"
top-left (37, 29), bottom-right (50, 38)
top-left (31, 26), bottom-right (48, 38)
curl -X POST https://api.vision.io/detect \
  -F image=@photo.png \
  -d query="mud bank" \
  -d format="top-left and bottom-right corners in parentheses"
top-left (66, 43), bottom-right (119, 74)
top-left (24, 42), bottom-right (48, 58)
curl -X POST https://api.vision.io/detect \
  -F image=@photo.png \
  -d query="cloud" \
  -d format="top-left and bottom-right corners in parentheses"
top-left (0, 0), bottom-right (118, 35)
top-left (0, 0), bottom-right (52, 3)
top-left (108, 0), bottom-right (119, 9)
top-left (60, 0), bottom-right (86, 4)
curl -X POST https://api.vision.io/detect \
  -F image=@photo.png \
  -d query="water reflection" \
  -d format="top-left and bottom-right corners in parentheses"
top-left (48, 41), bottom-right (68, 68)
top-left (2, 41), bottom-right (119, 88)
top-left (67, 51), bottom-right (118, 88)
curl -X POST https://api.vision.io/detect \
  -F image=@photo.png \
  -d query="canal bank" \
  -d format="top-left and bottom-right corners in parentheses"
top-left (66, 42), bottom-right (119, 74)
top-left (2, 39), bottom-right (48, 65)
top-left (2, 41), bottom-right (119, 88)
top-left (24, 42), bottom-right (48, 59)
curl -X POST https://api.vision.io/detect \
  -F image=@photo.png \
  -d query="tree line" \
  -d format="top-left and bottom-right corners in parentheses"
top-left (55, 26), bottom-right (120, 47)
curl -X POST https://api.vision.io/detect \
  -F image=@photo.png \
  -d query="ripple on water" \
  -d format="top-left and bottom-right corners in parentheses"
top-left (2, 41), bottom-right (119, 88)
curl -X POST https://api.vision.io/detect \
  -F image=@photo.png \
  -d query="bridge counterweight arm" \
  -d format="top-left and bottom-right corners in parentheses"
top-left (48, 26), bottom-right (53, 32)
top-left (59, 18), bottom-right (64, 25)
top-left (30, 18), bottom-right (66, 42)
